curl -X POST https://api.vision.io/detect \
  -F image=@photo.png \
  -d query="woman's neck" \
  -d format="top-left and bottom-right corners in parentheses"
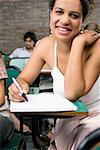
top-left (57, 40), bottom-right (72, 54)
top-left (51, 34), bottom-right (72, 53)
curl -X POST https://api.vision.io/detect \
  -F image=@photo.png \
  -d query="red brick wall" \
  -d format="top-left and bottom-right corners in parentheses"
top-left (0, 0), bottom-right (50, 53)
top-left (84, 0), bottom-right (100, 25)
top-left (0, 0), bottom-right (100, 53)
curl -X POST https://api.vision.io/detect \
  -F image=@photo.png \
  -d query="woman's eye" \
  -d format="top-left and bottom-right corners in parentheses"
top-left (70, 13), bottom-right (79, 19)
top-left (55, 10), bottom-right (63, 15)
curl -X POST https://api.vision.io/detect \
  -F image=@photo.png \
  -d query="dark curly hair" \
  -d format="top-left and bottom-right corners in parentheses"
top-left (23, 32), bottom-right (37, 46)
top-left (88, 0), bottom-right (94, 4)
top-left (84, 22), bottom-right (100, 33)
top-left (49, 0), bottom-right (95, 21)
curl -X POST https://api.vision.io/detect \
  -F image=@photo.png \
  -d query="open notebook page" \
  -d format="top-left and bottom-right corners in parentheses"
top-left (10, 93), bottom-right (77, 112)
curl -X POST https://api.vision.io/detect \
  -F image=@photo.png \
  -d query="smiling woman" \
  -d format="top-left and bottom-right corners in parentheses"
top-left (8, 0), bottom-right (100, 149)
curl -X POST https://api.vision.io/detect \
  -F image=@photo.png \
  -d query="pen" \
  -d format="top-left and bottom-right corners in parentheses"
top-left (12, 77), bottom-right (28, 101)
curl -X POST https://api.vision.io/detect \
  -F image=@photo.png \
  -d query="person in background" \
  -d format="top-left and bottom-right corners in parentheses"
top-left (0, 53), bottom-right (30, 145)
top-left (9, 0), bottom-right (100, 149)
top-left (6, 31), bottom-right (37, 64)
top-left (0, 53), bottom-right (14, 145)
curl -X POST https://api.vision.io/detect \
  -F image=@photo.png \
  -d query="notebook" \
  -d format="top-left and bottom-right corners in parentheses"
top-left (10, 93), bottom-right (77, 112)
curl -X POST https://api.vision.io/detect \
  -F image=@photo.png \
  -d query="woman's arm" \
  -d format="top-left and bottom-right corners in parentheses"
top-left (8, 37), bottom-right (51, 101)
top-left (8, 44), bottom-right (45, 101)
top-left (0, 80), bottom-right (5, 106)
top-left (0, 55), bottom-right (7, 106)
top-left (64, 31), bottom-right (100, 101)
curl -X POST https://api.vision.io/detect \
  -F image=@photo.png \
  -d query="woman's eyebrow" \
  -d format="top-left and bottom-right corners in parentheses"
top-left (55, 7), bottom-right (63, 11)
top-left (54, 8), bottom-right (81, 15)
top-left (70, 11), bottom-right (81, 16)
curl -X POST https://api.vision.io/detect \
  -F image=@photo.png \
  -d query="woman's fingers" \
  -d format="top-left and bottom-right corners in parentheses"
top-left (8, 84), bottom-right (25, 102)
top-left (9, 93), bottom-right (24, 102)
top-left (8, 80), bottom-right (29, 102)
top-left (80, 29), bottom-right (100, 46)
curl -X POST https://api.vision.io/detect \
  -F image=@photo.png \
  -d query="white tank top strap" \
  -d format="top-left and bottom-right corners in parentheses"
top-left (53, 41), bottom-right (57, 68)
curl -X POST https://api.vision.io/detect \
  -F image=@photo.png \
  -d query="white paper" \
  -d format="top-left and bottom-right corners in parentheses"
top-left (10, 93), bottom-right (77, 112)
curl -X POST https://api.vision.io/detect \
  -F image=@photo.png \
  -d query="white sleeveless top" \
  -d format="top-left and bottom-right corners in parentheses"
top-left (51, 42), bottom-right (100, 112)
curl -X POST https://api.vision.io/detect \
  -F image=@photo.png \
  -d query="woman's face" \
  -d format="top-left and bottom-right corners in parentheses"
top-left (50, 0), bottom-right (83, 42)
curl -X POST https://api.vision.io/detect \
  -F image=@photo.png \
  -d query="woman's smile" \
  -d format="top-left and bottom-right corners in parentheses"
top-left (56, 26), bottom-right (72, 36)
top-left (50, 0), bottom-right (83, 41)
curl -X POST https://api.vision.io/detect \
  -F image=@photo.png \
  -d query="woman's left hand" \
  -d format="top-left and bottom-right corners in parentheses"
top-left (74, 30), bottom-right (100, 46)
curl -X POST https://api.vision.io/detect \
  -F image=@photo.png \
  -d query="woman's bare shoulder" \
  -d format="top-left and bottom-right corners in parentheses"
top-left (36, 36), bottom-right (54, 47)
top-left (89, 38), bottom-right (100, 55)
top-left (88, 38), bottom-right (100, 67)
top-left (32, 35), bottom-right (55, 62)
top-left (35, 36), bottom-right (54, 53)
top-left (94, 38), bottom-right (100, 46)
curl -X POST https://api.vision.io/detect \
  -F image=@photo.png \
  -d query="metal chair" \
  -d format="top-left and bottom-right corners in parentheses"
top-left (5, 65), bottom-right (21, 95)
top-left (77, 128), bottom-right (100, 150)
top-left (5, 65), bottom-right (27, 150)
top-left (1, 132), bottom-right (26, 150)
top-left (9, 57), bottom-right (29, 71)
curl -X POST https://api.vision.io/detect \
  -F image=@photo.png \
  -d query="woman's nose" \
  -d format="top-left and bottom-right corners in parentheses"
top-left (60, 15), bottom-right (71, 25)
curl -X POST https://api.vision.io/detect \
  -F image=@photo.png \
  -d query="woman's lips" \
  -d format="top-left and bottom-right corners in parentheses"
top-left (57, 26), bottom-right (72, 36)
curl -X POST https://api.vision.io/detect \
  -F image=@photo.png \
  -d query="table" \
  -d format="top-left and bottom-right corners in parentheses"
top-left (13, 100), bottom-right (88, 131)
top-left (11, 99), bottom-right (88, 149)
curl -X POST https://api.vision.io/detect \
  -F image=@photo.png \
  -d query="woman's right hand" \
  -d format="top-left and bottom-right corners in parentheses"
top-left (8, 79), bottom-right (29, 102)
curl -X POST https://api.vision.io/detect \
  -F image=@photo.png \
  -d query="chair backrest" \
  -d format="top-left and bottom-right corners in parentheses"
top-left (2, 53), bottom-right (9, 67)
top-left (5, 66), bottom-right (20, 94)
top-left (9, 57), bottom-right (29, 71)
top-left (77, 128), bottom-right (100, 150)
